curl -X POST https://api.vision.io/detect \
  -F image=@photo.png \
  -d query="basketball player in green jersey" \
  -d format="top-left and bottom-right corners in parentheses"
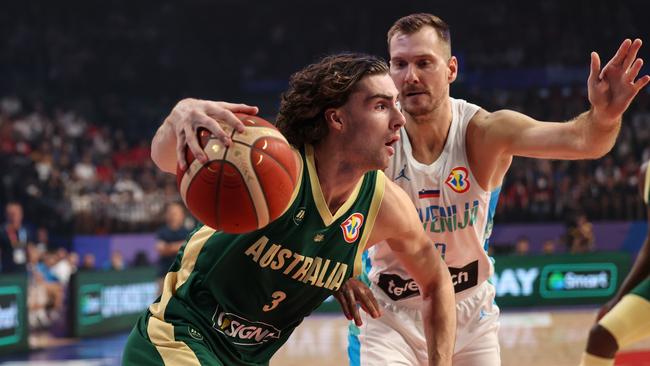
top-left (579, 161), bottom-right (650, 366)
top-left (122, 54), bottom-right (456, 366)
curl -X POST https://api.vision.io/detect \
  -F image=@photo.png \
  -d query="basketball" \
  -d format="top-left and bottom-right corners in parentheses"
top-left (176, 114), bottom-right (301, 233)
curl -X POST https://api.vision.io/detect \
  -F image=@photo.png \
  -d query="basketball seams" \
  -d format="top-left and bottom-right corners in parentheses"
top-left (179, 159), bottom-right (206, 207)
top-left (237, 131), bottom-right (301, 227)
top-left (180, 116), bottom-right (297, 233)
top-left (231, 125), bottom-right (287, 146)
top-left (226, 141), bottom-right (269, 228)
top-left (247, 143), bottom-right (297, 225)
top-left (247, 138), bottom-right (299, 186)
top-left (203, 137), bottom-right (228, 161)
top-left (219, 160), bottom-right (259, 231)
top-left (214, 128), bottom-right (236, 230)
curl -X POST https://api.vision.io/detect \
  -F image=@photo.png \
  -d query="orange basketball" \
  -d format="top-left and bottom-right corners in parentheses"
top-left (176, 114), bottom-right (301, 233)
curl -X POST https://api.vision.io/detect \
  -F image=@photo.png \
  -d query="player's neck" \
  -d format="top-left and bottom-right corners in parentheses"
top-left (168, 222), bottom-right (182, 230)
top-left (6, 221), bottom-right (21, 231)
top-left (312, 144), bottom-right (364, 214)
top-left (403, 99), bottom-right (452, 165)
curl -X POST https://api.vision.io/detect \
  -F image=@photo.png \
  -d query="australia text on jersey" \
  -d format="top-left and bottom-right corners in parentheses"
top-left (417, 200), bottom-right (479, 233)
top-left (245, 236), bottom-right (349, 291)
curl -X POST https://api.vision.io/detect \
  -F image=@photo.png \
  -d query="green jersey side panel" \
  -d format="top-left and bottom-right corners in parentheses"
top-left (148, 145), bottom-right (385, 365)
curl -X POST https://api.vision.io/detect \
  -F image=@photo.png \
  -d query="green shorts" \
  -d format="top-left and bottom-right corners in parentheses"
top-left (122, 313), bottom-right (223, 366)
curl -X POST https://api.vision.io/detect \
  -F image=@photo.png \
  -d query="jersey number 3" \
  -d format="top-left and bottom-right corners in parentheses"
top-left (263, 291), bottom-right (287, 312)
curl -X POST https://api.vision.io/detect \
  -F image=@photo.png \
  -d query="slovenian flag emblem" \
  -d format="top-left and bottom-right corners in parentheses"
top-left (418, 189), bottom-right (440, 199)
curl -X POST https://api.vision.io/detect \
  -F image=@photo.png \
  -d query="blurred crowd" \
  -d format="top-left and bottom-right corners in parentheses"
top-left (1, 86), bottom-right (648, 240)
top-left (0, 3), bottom-right (648, 235)
top-left (0, 96), bottom-right (179, 236)
top-left (0, 201), bottom-right (138, 331)
top-left (4, 0), bottom-right (648, 348)
top-left (476, 87), bottom-right (650, 223)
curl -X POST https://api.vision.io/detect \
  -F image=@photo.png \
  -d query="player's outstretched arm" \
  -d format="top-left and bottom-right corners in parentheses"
top-left (151, 98), bottom-right (258, 173)
top-left (368, 180), bottom-right (456, 366)
top-left (471, 39), bottom-right (650, 161)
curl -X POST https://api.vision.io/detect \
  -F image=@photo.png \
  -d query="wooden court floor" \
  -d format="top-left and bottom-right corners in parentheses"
top-left (271, 309), bottom-right (650, 366)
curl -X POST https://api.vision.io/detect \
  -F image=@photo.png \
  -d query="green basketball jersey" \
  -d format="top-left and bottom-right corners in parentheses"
top-left (146, 145), bottom-right (385, 365)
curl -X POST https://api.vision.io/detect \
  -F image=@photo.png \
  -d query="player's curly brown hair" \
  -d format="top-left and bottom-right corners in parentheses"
top-left (276, 53), bottom-right (388, 148)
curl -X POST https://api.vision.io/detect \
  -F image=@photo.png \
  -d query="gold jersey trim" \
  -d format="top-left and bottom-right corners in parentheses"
top-left (149, 225), bottom-right (216, 320)
top-left (147, 315), bottom-right (201, 365)
top-left (281, 148), bottom-right (304, 218)
top-left (353, 170), bottom-right (386, 277)
top-left (305, 144), bottom-right (364, 226)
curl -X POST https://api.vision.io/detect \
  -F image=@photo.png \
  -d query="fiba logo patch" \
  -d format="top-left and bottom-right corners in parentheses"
top-left (445, 167), bottom-right (470, 193)
top-left (340, 213), bottom-right (364, 243)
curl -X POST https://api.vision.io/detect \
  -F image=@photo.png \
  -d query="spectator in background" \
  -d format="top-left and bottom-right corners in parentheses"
top-left (514, 236), bottom-right (531, 256)
top-left (0, 202), bottom-right (32, 272)
top-left (33, 248), bottom-right (65, 319)
top-left (34, 226), bottom-right (50, 252)
top-left (155, 202), bottom-right (190, 290)
top-left (80, 253), bottom-right (96, 271)
top-left (26, 243), bottom-right (49, 328)
top-left (132, 250), bottom-right (150, 267)
top-left (569, 213), bottom-right (595, 253)
top-left (542, 239), bottom-right (557, 255)
top-left (50, 248), bottom-right (78, 285)
top-left (107, 250), bottom-right (125, 271)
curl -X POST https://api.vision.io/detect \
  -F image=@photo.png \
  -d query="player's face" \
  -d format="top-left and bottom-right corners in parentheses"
top-left (337, 74), bottom-right (405, 170)
top-left (166, 203), bottom-right (185, 227)
top-left (389, 27), bottom-right (457, 117)
top-left (5, 204), bottom-right (23, 226)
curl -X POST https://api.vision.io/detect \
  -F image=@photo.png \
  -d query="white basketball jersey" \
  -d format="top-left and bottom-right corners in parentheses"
top-left (367, 97), bottom-right (500, 304)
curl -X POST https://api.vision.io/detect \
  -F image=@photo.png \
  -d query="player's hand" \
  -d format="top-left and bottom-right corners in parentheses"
top-left (168, 98), bottom-right (259, 170)
top-left (333, 277), bottom-right (381, 326)
top-left (596, 296), bottom-right (621, 321)
top-left (588, 39), bottom-right (650, 125)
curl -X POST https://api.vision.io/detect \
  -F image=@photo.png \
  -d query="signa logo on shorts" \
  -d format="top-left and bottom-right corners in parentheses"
top-left (212, 305), bottom-right (281, 345)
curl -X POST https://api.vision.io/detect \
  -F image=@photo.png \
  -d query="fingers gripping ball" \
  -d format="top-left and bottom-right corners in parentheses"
top-left (176, 114), bottom-right (301, 233)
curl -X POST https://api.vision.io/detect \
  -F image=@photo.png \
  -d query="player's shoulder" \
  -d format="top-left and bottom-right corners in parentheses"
top-left (369, 178), bottom-right (419, 244)
top-left (469, 108), bottom-right (510, 126)
top-left (465, 107), bottom-right (495, 142)
top-left (467, 107), bottom-right (533, 144)
top-left (378, 179), bottom-right (415, 222)
top-left (450, 97), bottom-right (481, 112)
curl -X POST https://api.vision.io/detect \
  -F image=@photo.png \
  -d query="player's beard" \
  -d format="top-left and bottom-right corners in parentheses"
top-left (402, 91), bottom-right (444, 118)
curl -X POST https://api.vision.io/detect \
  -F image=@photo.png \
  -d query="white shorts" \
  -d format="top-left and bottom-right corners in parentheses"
top-left (348, 281), bottom-right (501, 366)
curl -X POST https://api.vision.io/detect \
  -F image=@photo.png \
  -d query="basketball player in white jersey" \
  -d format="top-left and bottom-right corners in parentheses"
top-left (338, 13), bottom-right (650, 366)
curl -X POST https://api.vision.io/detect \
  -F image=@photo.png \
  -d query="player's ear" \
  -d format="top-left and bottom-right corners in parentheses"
top-left (324, 108), bottom-right (344, 132)
top-left (447, 56), bottom-right (458, 83)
